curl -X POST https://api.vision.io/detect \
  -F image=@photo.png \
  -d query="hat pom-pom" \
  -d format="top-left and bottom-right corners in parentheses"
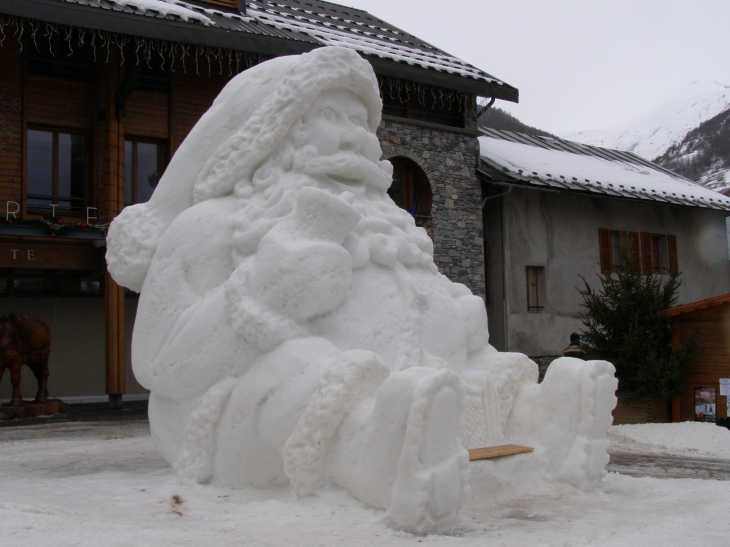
top-left (106, 203), bottom-right (162, 292)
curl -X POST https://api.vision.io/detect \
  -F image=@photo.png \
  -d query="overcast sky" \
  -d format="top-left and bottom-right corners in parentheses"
top-left (340, 0), bottom-right (730, 135)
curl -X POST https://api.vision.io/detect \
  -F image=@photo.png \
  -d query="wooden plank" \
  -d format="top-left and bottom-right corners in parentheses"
top-left (103, 52), bottom-right (126, 397)
top-left (468, 444), bottom-right (534, 461)
top-left (664, 294), bottom-right (730, 318)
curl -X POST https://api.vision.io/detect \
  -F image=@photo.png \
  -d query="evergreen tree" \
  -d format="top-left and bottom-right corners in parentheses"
top-left (578, 252), bottom-right (696, 401)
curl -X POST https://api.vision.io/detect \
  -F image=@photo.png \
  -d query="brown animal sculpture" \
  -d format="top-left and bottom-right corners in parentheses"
top-left (0, 313), bottom-right (51, 407)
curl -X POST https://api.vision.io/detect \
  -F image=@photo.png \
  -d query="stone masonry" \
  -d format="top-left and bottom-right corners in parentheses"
top-left (377, 118), bottom-right (485, 297)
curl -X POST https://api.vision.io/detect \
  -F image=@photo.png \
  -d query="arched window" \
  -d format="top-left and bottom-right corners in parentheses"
top-left (387, 157), bottom-right (433, 228)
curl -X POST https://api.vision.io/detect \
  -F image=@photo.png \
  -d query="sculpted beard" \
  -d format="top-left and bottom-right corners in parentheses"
top-left (230, 132), bottom-right (431, 268)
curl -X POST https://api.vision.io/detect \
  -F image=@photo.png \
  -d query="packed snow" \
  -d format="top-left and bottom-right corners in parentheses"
top-left (478, 134), bottom-right (730, 210)
top-left (609, 422), bottom-right (730, 459)
top-left (565, 80), bottom-right (730, 161)
top-left (1, 420), bottom-right (729, 546)
top-left (105, 47), bottom-right (618, 534)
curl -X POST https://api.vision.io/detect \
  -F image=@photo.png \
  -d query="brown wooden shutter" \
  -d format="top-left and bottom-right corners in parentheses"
top-left (668, 235), bottom-right (678, 275)
top-left (599, 228), bottom-right (611, 273)
top-left (640, 232), bottom-right (653, 274)
top-left (629, 231), bottom-right (641, 273)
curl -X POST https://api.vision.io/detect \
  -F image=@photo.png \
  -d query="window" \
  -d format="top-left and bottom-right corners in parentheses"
top-left (135, 60), bottom-right (171, 95)
top-left (599, 229), bottom-right (677, 275)
top-left (26, 128), bottom-right (88, 212)
top-left (640, 232), bottom-right (678, 275)
top-left (124, 139), bottom-right (166, 205)
top-left (650, 235), bottom-right (666, 273)
top-left (27, 34), bottom-right (93, 82)
top-left (387, 157), bottom-right (433, 229)
top-left (526, 266), bottom-right (544, 312)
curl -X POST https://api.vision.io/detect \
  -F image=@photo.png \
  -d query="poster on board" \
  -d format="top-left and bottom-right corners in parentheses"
top-left (720, 378), bottom-right (730, 397)
top-left (695, 387), bottom-right (716, 422)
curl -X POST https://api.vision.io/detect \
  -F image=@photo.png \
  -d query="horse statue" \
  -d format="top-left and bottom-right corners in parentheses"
top-left (0, 313), bottom-right (51, 407)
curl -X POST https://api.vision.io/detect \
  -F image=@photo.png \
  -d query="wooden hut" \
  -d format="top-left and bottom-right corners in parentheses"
top-left (665, 293), bottom-right (730, 422)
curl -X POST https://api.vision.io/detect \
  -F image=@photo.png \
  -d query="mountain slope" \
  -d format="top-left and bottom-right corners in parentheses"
top-left (655, 107), bottom-right (730, 193)
top-left (564, 80), bottom-right (730, 161)
top-left (478, 107), bottom-right (556, 138)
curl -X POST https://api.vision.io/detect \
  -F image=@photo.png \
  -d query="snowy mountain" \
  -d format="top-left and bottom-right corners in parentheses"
top-left (562, 80), bottom-right (730, 194)
top-left (564, 80), bottom-right (730, 162)
top-left (655, 107), bottom-right (730, 193)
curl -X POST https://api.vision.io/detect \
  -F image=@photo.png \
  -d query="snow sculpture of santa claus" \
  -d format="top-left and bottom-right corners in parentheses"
top-left (107, 46), bottom-right (617, 534)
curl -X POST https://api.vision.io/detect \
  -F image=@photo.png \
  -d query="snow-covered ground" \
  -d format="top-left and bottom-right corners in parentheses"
top-left (609, 422), bottom-right (730, 459)
top-left (1, 420), bottom-right (729, 546)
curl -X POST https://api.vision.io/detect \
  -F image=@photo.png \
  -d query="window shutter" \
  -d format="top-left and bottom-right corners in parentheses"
top-left (640, 232), bottom-right (652, 274)
top-left (629, 232), bottom-right (641, 273)
top-left (598, 228), bottom-right (611, 273)
top-left (668, 235), bottom-right (678, 275)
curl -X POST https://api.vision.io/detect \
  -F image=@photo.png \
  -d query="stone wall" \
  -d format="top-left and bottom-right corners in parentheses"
top-left (376, 118), bottom-right (485, 297)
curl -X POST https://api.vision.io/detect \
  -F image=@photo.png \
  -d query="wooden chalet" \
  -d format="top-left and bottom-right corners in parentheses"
top-left (665, 293), bottom-right (730, 422)
top-left (0, 0), bottom-right (518, 405)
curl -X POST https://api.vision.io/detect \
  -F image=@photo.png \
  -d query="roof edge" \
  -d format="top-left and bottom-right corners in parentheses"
top-left (664, 293), bottom-right (730, 318)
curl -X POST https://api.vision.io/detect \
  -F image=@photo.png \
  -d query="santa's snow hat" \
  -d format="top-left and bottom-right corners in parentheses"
top-left (107, 47), bottom-right (382, 291)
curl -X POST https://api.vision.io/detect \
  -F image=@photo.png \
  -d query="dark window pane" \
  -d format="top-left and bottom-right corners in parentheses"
top-left (27, 34), bottom-right (93, 82)
top-left (137, 142), bottom-right (159, 204)
top-left (124, 140), bottom-right (133, 205)
top-left (58, 133), bottom-right (85, 210)
top-left (27, 130), bottom-right (53, 208)
top-left (410, 96), bottom-right (430, 122)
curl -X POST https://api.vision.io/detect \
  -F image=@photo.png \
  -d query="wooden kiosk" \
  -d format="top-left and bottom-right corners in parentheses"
top-left (665, 293), bottom-right (730, 422)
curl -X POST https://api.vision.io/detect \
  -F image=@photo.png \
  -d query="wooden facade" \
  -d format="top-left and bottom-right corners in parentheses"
top-left (0, 0), bottom-right (518, 404)
top-left (0, 30), bottom-right (229, 402)
top-left (665, 293), bottom-right (730, 422)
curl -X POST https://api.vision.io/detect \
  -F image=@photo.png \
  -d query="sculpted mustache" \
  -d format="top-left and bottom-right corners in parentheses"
top-left (300, 153), bottom-right (392, 191)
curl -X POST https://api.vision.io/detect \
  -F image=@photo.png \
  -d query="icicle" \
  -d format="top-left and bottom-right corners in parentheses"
top-left (14, 17), bottom-right (24, 52)
top-left (0, 17), bottom-right (6, 48)
top-left (115, 34), bottom-right (128, 65)
top-left (44, 23), bottom-right (58, 57)
top-left (90, 30), bottom-right (97, 62)
top-left (134, 36), bottom-right (143, 66)
top-left (181, 43), bottom-right (188, 74)
top-left (159, 40), bottom-right (167, 72)
top-left (64, 26), bottom-right (73, 56)
top-left (29, 20), bottom-right (40, 54)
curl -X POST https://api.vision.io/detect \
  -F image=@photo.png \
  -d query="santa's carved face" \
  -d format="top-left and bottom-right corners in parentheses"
top-left (291, 88), bottom-right (392, 192)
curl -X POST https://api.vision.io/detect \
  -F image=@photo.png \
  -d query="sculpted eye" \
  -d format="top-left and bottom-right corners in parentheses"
top-left (350, 117), bottom-right (365, 128)
top-left (322, 108), bottom-right (336, 121)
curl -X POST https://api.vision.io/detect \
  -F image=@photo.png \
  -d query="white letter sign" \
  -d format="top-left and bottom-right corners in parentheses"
top-left (6, 201), bottom-right (19, 220)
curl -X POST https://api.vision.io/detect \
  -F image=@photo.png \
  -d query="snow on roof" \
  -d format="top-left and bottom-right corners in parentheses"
top-left (478, 129), bottom-right (730, 212)
top-left (36, 0), bottom-right (515, 98)
top-left (245, 0), bottom-right (507, 87)
top-left (109, 0), bottom-right (215, 25)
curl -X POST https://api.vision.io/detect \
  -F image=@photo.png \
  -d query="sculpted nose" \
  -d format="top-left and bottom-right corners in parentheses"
top-left (339, 123), bottom-right (369, 152)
